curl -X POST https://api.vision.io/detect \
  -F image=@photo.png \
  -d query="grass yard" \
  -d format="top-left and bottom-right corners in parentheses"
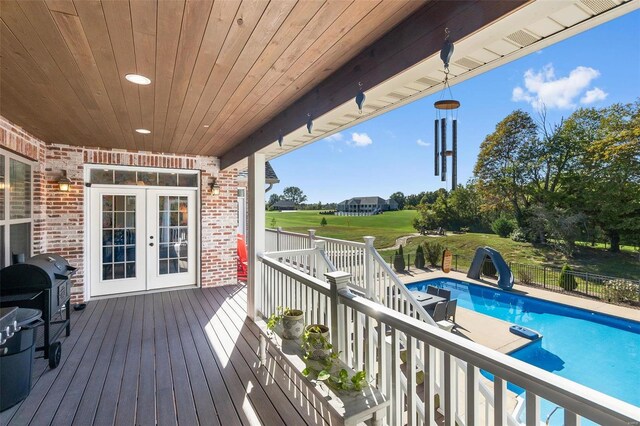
top-left (266, 210), bottom-right (639, 280)
top-left (379, 233), bottom-right (640, 280)
top-left (266, 210), bottom-right (418, 249)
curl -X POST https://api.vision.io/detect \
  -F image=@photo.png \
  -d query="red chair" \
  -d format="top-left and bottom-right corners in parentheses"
top-left (237, 234), bottom-right (248, 281)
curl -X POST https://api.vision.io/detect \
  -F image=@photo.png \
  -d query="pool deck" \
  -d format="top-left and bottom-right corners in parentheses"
top-left (397, 268), bottom-right (640, 353)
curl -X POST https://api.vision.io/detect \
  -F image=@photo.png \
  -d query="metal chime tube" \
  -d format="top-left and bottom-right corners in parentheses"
top-left (434, 119), bottom-right (440, 176)
top-left (452, 119), bottom-right (458, 188)
top-left (441, 118), bottom-right (447, 182)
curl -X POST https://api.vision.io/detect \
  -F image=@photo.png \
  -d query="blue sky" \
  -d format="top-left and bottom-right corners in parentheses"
top-left (270, 11), bottom-right (640, 204)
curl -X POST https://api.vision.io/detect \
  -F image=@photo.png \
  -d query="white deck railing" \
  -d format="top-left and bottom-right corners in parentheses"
top-left (257, 252), bottom-right (640, 426)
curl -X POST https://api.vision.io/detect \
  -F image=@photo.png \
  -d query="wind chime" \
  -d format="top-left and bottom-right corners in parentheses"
top-left (434, 28), bottom-right (460, 189)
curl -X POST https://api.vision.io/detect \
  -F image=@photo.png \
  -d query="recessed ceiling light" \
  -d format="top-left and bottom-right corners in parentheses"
top-left (203, 124), bottom-right (210, 128)
top-left (125, 74), bottom-right (151, 85)
top-left (135, 128), bottom-right (151, 134)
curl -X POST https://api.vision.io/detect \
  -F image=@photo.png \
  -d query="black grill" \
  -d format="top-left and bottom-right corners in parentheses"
top-left (0, 254), bottom-right (76, 368)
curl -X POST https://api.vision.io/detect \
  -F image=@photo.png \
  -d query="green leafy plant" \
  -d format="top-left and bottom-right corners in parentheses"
top-left (558, 264), bottom-right (578, 291)
top-left (491, 216), bottom-right (516, 238)
top-left (424, 242), bottom-right (443, 267)
top-left (267, 306), bottom-right (304, 338)
top-left (393, 244), bottom-right (406, 272)
top-left (320, 217), bottom-right (328, 227)
top-left (414, 245), bottom-right (425, 269)
top-left (300, 325), bottom-right (367, 392)
top-left (270, 217), bottom-right (277, 228)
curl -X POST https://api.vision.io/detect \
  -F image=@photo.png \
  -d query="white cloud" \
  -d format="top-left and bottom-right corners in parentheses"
top-left (325, 132), bottom-right (344, 142)
top-left (512, 64), bottom-right (605, 110)
top-left (416, 139), bottom-right (430, 147)
top-left (348, 132), bottom-right (373, 147)
top-left (580, 87), bottom-right (608, 104)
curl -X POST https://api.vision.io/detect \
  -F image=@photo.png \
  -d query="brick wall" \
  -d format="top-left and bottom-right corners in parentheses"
top-left (1, 116), bottom-right (238, 303)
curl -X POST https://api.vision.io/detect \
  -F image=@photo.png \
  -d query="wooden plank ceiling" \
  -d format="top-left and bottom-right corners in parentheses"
top-left (0, 0), bottom-right (425, 158)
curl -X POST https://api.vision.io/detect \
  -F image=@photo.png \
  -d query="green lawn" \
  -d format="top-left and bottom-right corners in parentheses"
top-left (379, 233), bottom-right (640, 280)
top-left (266, 210), bottom-right (418, 249)
top-left (266, 210), bottom-right (639, 280)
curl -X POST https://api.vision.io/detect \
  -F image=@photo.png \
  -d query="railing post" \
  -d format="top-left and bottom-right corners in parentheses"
top-left (314, 240), bottom-right (327, 278)
top-left (363, 236), bottom-right (376, 299)
top-left (325, 270), bottom-right (350, 361)
top-left (276, 227), bottom-right (282, 251)
top-left (308, 229), bottom-right (316, 249)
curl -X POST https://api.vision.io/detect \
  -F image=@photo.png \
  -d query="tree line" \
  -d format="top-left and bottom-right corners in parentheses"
top-left (407, 101), bottom-right (639, 253)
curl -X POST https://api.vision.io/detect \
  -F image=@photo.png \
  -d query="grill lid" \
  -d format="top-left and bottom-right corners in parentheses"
top-left (0, 253), bottom-right (76, 291)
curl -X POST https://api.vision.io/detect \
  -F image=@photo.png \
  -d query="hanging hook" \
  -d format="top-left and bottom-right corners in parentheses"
top-left (306, 113), bottom-right (313, 134)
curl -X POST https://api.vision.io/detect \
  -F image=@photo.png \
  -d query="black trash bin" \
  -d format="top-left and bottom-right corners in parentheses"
top-left (0, 308), bottom-right (43, 412)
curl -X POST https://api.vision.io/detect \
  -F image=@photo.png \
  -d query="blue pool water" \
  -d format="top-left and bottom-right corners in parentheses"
top-left (407, 277), bottom-right (640, 424)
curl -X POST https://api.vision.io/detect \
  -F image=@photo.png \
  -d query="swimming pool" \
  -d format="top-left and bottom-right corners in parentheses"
top-left (406, 277), bottom-right (640, 424)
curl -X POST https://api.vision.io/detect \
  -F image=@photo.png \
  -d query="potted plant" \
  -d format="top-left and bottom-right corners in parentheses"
top-left (267, 307), bottom-right (305, 339)
top-left (302, 324), bottom-right (332, 360)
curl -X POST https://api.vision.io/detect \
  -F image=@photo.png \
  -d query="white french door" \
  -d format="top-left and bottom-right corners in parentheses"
top-left (146, 190), bottom-right (196, 290)
top-left (90, 187), bottom-right (197, 297)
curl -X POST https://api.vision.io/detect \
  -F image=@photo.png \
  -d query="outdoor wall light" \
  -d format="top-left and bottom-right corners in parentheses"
top-left (210, 177), bottom-right (220, 195)
top-left (58, 170), bottom-right (71, 192)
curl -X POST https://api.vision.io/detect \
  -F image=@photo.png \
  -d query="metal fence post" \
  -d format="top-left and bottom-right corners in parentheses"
top-left (543, 267), bottom-right (547, 289)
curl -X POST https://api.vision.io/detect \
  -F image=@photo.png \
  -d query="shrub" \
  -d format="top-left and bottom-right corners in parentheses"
top-left (320, 217), bottom-right (328, 227)
top-left (558, 264), bottom-right (578, 291)
top-left (510, 227), bottom-right (528, 242)
top-left (414, 245), bottom-right (425, 269)
top-left (424, 242), bottom-right (443, 267)
top-left (518, 269), bottom-right (534, 285)
top-left (393, 245), bottom-right (406, 272)
top-left (602, 279), bottom-right (640, 304)
top-left (491, 216), bottom-right (516, 238)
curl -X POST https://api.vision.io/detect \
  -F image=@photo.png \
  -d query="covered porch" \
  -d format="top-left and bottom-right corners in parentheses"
top-left (1, 0), bottom-right (639, 425)
top-left (1, 285), bottom-right (334, 426)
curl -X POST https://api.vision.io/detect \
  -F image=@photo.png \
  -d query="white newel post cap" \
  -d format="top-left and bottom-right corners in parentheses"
top-left (363, 236), bottom-right (375, 246)
top-left (308, 229), bottom-right (316, 238)
top-left (325, 271), bottom-right (351, 290)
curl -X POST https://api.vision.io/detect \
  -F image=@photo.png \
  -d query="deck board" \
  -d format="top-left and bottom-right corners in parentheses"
top-left (3, 285), bottom-right (327, 425)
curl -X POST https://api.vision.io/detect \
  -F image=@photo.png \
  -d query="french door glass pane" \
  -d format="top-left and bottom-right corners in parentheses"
top-left (9, 159), bottom-right (31, 219)
top-left (102, 195), bottom-right (136, 281)
top-left (9, 223), bottom-right (30, 261)
top-left (158, 195), bottom-right (189, 275)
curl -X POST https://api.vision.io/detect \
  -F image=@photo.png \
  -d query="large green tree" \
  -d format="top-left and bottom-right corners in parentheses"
top-left (281, 186), bottom-right (307, 205)
top-left (389, 192), bottom-right (406, 210)
top-left (473, 110), bottom-right (539, 227)
top-left (565, 102), bottom-right (640, 252)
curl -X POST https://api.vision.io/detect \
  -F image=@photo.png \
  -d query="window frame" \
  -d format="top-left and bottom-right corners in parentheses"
top-left (0, 148), bottom-right (35, 267)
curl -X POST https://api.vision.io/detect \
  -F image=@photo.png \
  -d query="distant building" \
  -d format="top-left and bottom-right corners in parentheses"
top-left (336, 196), bottom-right (398, 215)
top-left (271, 200), bottom-right (297, 211)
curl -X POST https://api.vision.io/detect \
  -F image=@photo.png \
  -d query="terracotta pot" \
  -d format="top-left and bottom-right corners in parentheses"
top-left (281, 309), bottom-right (304, 340)
top-left (304, 324), bottom-right (331, 360)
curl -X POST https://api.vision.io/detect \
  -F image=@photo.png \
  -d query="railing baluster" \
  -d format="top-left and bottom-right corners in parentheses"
top-left (407, 335), bottom-right (417, 426)
top-left (526, 391), bottom-right (540, 426)
top-left (494, 376), bottom-right (506, 426)
top-left (564, 409), bottom-right (579, 426)
top-left (424, 344), bottom-right (435, 426)
top-left (444, 353), bottom-right (454, 426)
top-left (466, 364), bottom-right (478, 426)
top-left (391, 328), bottom-right (402, 426)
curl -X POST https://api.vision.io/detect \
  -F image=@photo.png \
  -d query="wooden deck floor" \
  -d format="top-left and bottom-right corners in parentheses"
top-left (1, 285), bottom-right (335, 426)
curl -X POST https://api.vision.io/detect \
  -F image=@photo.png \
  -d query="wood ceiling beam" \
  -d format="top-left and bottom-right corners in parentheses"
top-left (220, 0), bottom-right (528, 169)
